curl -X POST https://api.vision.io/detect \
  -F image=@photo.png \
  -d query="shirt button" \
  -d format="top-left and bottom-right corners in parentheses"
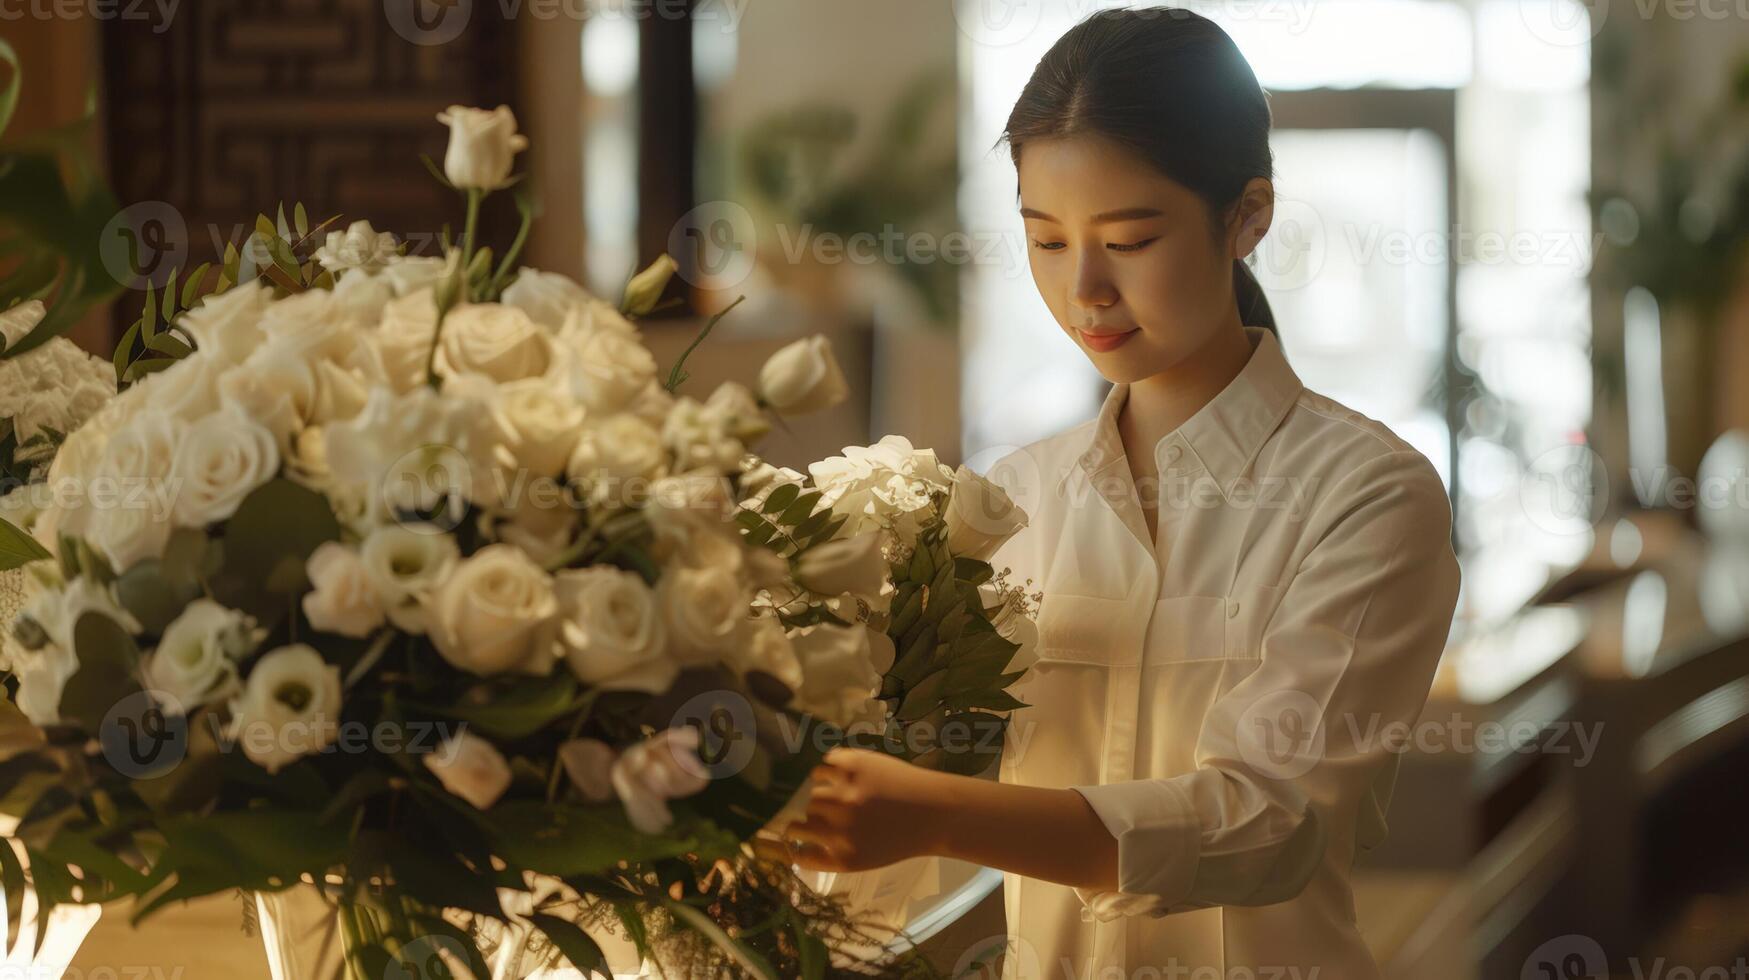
top-left (1227, 600), bottom-right (1241, 618)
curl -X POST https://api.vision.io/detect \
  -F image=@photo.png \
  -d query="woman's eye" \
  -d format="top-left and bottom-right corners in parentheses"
top-left (1030, 239), bottom-right (1066, 251)
top-left (1107, 237), bottom-right (1159, 253)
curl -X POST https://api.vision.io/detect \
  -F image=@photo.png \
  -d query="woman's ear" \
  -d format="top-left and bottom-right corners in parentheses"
top-left (1229, 178), bottom-right (1274, 261)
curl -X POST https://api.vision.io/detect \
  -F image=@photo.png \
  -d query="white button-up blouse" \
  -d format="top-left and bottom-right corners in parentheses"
top-left (982, 326), bottom-right (1463, 980)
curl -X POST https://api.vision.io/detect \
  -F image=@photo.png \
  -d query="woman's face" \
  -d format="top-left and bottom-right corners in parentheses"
top-left (1017, 134), bottom-right (1269, 383)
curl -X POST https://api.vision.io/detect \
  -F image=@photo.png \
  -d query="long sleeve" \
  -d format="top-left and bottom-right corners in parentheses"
top-left (1067, 448), bottom-right (1463, 919)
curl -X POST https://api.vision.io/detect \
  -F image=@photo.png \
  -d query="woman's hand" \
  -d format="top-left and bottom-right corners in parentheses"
top-left (777, 746), bottom-right (948, 873)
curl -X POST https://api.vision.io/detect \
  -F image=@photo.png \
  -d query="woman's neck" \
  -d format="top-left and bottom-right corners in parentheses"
top-left (1119, 321), bottom-right (1256, 464)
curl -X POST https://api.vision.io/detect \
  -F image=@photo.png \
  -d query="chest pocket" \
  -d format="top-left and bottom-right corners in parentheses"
top-left (1031, 592), bottom-right (1139, 666)
top-left (1145, 584), bottom-right (1289, 665)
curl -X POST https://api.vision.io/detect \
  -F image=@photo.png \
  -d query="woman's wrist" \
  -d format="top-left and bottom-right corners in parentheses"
top-left (900, 765), bottom-right (978, 860)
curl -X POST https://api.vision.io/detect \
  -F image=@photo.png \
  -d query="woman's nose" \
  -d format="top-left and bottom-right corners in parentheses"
top-left (1070, 253), bottom-right (1119, 312)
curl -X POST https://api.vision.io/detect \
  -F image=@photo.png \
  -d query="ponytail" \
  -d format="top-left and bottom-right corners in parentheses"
top-left (1234, 257), bottom-right (1277, 336)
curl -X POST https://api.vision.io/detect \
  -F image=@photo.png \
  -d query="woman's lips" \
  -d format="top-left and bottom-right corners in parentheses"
top-left (1078, 327), bottom-right (1139, 353)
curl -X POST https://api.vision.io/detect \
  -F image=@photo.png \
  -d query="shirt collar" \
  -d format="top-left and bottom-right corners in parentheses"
top-left (1065, 325), bottom-right (1304, 503)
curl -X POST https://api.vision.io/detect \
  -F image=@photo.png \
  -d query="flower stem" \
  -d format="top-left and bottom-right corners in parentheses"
top-left (460, 188), bottom-right (483, 303)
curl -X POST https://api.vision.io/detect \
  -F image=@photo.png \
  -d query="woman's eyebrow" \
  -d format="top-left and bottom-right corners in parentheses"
top-left (1018, 206), bottom-right (1165, 224)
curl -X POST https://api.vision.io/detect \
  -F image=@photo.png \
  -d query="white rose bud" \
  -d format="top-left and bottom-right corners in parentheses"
top-left (794, 531), bottom-right (888, 602)
top-left (424, 730), bottom-right (513, 810)
top-left (944, 463), bottom-right (1029, 561)
top-left (620, 253), bottom-right (678, 317)
top-left (757, 335), bottom-right (849, 415)
top-left (428, 544), bottom-right (560, 676)
top-left (435, 105), bottom-right (528, 191)
top-left (229, 645), bottom-right (343, 774)
top-left (610, 727), bottom-right (710, 834)
top-left (302, 542), bottom-right (386, 638)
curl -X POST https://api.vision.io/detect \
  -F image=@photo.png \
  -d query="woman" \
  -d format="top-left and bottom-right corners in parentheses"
top-left (778, 8), bottom-right (1463, 979)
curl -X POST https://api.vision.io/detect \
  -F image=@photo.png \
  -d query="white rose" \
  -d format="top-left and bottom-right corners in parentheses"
top-left (566, 413), bottom-right (664, 508)
top-left (87, 504), bottom-right (173, 575)
top-left (86, 412), bottom-right (184, 571)
top-left (502, 268), bottom-right (591, 330)
top-left (219, 343), bottom-right (316, 447)
top-left (610, 727), bottom-right (709, 834)
top-left (324, 384), bottom-right (481, 523)
top-left (794, 531), bottom-right (888, 602)
top-left (144, 599), bottom-right (261, 712)
top-left (790, 623), bottom-right (884, 729)
top-left (175, 282), bottom-right (271, 367)
top-left (229, 644), bottom-right (343, 774)
top-left (558, 738), bottom-right (617, 802)
top-left (644, 474), bottom-right (744, 572)
top-left (808, 435), bottom-right (954, 540)
top-left (757, 335), bottom-right (849, 415)
top-left (424, 730), bottom-right (512, 810)
top-left (378, 254), bottom-right (454, 298)
top-left (373, 289), bottom-right (441, 393)
top-left (704, 381), bottom-right (770, 443)
top-left (131, 355), bottom-right (220, 422)
top-left (487, 479), bottom-right (580, 567)
top-left (560, 295), bottom-right (639, 340)
top-left (433, 303), bottom-right (553, 384)
top-left (662, 396), bottom-right (743, 475)
top-left (734, 611), bottom-right (803, 693)
top-left (428, 544), bottom-right (559, 676)
top-left (316, 219), bottom-right (399, 273)
top-left (655, 564), bottom-right (747, 665)
top-left (328, 266), bottom-right (398, 326)
top-left (169, 406), bottom-right (280, 527)
top-left (436, 105), bottom-right (528, 191)
top-left (944, 463), bottom-right (1028, 561)
top-left (554, 328), bottom-right (656, 416)
top-left (257, 288), bottom-right (361, 363)
top-left (359, 524), bottom-right (459, 634)
top-left (302, 542), bottom-right (386, 638)
top-left (554, 567), bottom-right (676, 694)
top-left (488, 378), bottom-right (583, 479)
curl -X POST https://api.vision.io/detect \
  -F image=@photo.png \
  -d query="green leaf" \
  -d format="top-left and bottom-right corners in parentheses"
top-left (0, 38), bottom-right (20, 138)
top-left (778, 490), bottom-right (822, 527)
top-left (212, 478), bottom-right (340, 620)
top-left (792, 912), bottom-right (826, 980)
top-left (0, 515), bottom-right (49, 571)
top-left (895, 668), bottom-right (949, 722)
top-left (409, 674), bottom-right (583, 740)
top-left (486, 802), bottom-right (700, 878)
top-left (59, 613), bottom-right (142, 733)
top-left (528, 913), bottom-right (608, 975)
top-left (760, 482), bottom-right (800, 515)
top-left (293, 202), bottom-right (308, 239)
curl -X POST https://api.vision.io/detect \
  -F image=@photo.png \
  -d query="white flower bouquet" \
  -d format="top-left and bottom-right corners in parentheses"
top-left (0, 106), bottom-right (1032, 979)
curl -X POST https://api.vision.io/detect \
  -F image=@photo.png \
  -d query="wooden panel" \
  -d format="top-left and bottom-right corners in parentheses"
top-left (100, 1), bottom-right (521, 339)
